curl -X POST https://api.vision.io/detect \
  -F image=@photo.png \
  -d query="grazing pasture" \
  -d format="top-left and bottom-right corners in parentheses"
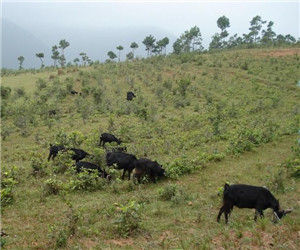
top-left (1, 48), bottom-right (300, 249)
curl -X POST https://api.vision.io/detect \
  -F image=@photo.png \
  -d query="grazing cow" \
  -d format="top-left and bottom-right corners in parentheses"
top-left (48, 110), bottom-right (56, 116)
top-left (70, 90), bottom-right (78, 95)
top-left (134, 158), bottom-right (165, 183)
top-left (48, 144), bottom-right (65, 161)
top-left (217, 184), bottom-right (292, 223)
top-left (106, 152), bottom-right (137, 180)
top-left (99, 133), bottom-right (122, 147)
top-left (70, 148), bottom-right (90, 162)
top-left (75, 161), bottom-right (111, 180)
top-left (127, 91), bottom-right (136, 101)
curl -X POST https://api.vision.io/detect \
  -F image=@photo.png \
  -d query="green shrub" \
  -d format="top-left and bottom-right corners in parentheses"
top-left (113, 201), bottom-right (142, 237)
top-left (1, 86), bottom-right (11, 99)
top-left (158, 183), bottom-right (178, 200)
top-left (31, 154), bottom-right (49, 177)
top-left (1, 166), bottom-right (19, 206)
top-left (43, 177), bottom-right (63, 196)
top-left (36, 78), bottom-right (47, 90)
top-left (67, 170), bottom-right (106, 192)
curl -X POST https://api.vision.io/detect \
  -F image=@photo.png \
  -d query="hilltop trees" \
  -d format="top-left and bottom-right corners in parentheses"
top-left (116, 45), bottom-right (124, 62)
top-left (126, 52), bottom-right (134, 60)
top-left (107, 51), bottom-right (117, 61)
top-left (173, 26), bottom-right (203, 54)
top-left (130, 42), bottom-right (139, 57)
top-left (143, 35), bottom-right (156, 56)
top-left (248, 15), bottom-right (266, 44)
top-left (73, 58), bottom-right (80, 66)
top-left (51, 45), bottom-right (60, 67)
top-left (17, 56), bottom-right (25, 70)
top-left (79, 52), bottom-right (89, 66)
top-left (156, 37), bottom-right (169, 55)
top-left (35, 53), bottom-right (45, 68)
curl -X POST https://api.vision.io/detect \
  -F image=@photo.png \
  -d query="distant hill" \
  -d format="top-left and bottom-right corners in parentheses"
top-left (1, 19), bottom-right (48, 69)
top-left (1, 19), bottom-right (177, 69)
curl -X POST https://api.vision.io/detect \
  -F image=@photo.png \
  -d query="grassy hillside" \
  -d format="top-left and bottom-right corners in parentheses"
top-left (1, 48), bottom-right (300, 249)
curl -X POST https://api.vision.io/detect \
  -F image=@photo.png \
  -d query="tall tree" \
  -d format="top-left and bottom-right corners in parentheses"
top-left (209, 16), bottom-right (230, 49)
top-left (17, 56), bottom-right (25, 70)
top-left (51, 45), bottom-right (60, 67)
top-left (35, 53), bottom-right (44, 68)
top-left (107, 51), bottom-right (117, 61)
top-left (189, 26), bottom-right (203, 51)
top-left (79, 52), bottom-right (88, 66)
top-left (142, 35), bottom-right (156, 56)
top-left (173, 38), bottom-right (184, 54)
top-left (261, 21), bottom-right (276, 44)
top-left (58, 39), bottom-right (70, 67)
top-left (161, 37), bottom-right (169, 54)
top-left (116, 45), bottom-right (124, 62)
top-left (130, 42), bottom-right (139, 57)
top-left (248, 15), bottom-right (266, 44)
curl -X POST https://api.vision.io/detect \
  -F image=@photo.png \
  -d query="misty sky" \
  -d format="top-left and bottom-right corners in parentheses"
top-left (1, 0), bottom-right (299, 68)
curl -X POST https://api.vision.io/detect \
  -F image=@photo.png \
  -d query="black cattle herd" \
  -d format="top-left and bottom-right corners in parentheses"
top-left (47, 91), bottom-right (292, 223)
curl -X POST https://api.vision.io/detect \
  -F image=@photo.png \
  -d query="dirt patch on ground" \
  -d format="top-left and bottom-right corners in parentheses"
top-left (106, 238), bottom-right (134, 247)
top-left (258, 48), bottom-right (300, 57)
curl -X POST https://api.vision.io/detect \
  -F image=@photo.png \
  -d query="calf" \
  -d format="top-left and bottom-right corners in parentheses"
top-left (99, 133), bottom-right (122, 147)
top-left (106, 152), bottom-right (137, 180)
top-left (48, 144), bottom-right (65, 161)
top-left (75, 161), bottom-right (111, 180)
top-left (217, 184), bottom-right (292, 223)
top-left (127, 91), bottom-right (136, 101)
top-left (70, 148), bottom-right (90, 162)
top-left (134, 158), bottom-right (165, 183)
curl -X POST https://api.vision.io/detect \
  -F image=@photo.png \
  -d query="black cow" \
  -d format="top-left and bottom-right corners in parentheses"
top-left (217, 184), bottom-right (292, 223)
top-left (127, 91), bottom-right (136, 101)
top-left (70, 90), bottom-right (78, 95)
top-left (48, 144), bottom-right (65, 161)
top-left (48, 110), bottom-right (57, 116)
top-left (110, 146), bottom-right (127, 153)
top-left (106, 152), bottom-right (137, 180)
top-left (70, 148), bottom-right (90, 162)
top-left (134, 158), bottom-right (165, 183)
top-left (75, 161), bottom-right (111, 180)
top-left (99, 133), bottom-right (122, 147)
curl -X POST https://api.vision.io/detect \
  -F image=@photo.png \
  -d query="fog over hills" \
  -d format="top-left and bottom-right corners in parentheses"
top-left (1, 19), bottom-right (177, 69)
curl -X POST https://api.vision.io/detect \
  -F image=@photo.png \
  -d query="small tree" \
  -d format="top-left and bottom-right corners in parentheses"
top-left (142, 35), bottom-right (156, 56)
top-left (130, 42), bottom-right (139, 57)
top-left (209, 16), bottom-right (230, 49)
top-left (73, 58), bottom-right (80, 66)
top-left (126, 52), bottom-right (134, 60)
top-left (79, 52), bottom-right (88, 66)
top-left (248, 15), bottom-right (266, 44)
top-left (161, 37), bottom-right (169, 54)
top-left (36, 53), bottom-right (44, 68)
top-left (17, 56), bottom-right (25, 70)
top-left (107, 51), bottom-right (117, 61)
top-left (58, 39), bottom-right (70, 67)
top-left (261, 21), bottom-right (276, 44)
top-left (116, 45), bottom-right (124, 62)
top-left (51, 45), bottom-right (60, 67)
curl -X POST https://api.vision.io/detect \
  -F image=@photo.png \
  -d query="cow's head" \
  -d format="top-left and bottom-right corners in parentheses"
top-left (274, 209), bottom-right (293, 221)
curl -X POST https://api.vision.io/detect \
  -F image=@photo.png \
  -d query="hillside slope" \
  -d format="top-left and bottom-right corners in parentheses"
top-left (1, 48), bottom-right (300, 248)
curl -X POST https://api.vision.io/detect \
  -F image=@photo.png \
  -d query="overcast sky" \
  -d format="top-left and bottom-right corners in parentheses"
top-left (3, 1), bottom-right (299, 44)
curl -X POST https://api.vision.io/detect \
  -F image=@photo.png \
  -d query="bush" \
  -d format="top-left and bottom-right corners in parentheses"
top-left (15, 87), bottom-right (25, 98)
top-left (36, 78), bottom-right (47, 90)
top-left (1, 86), bottom-right (11, 99)
top-left (67, 170), bottom-right (106, 191)
top-left (113, 201), bottom-right (142, 237)
top-left (158, 183), bottom-right (178, 200)
top-left (43, 177), bottom-right (63, 196)
top-left (31, 154), bottom-right (49, 177)
top-left (1, 166), bottom-right (19, 206)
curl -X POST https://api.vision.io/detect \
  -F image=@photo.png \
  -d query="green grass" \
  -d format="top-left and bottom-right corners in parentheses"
top-left (1, 47), bottom-right (300, 249)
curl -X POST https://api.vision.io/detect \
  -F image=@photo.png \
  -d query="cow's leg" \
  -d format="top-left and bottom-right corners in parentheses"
top-left (47, 152), bottom-right (52, 161)
top-left (128, 169), bottom-right (132, 180)
top-left (121, 169), bottom-right (126, 180)
top-left (150, 174), bottom-right (156, 183)
top-left (254, 209), bottom-right (264, 221)
top-left (224, 209), bottom-right (229, 224)
top-left (217, 205), bottom-right (225, 223)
